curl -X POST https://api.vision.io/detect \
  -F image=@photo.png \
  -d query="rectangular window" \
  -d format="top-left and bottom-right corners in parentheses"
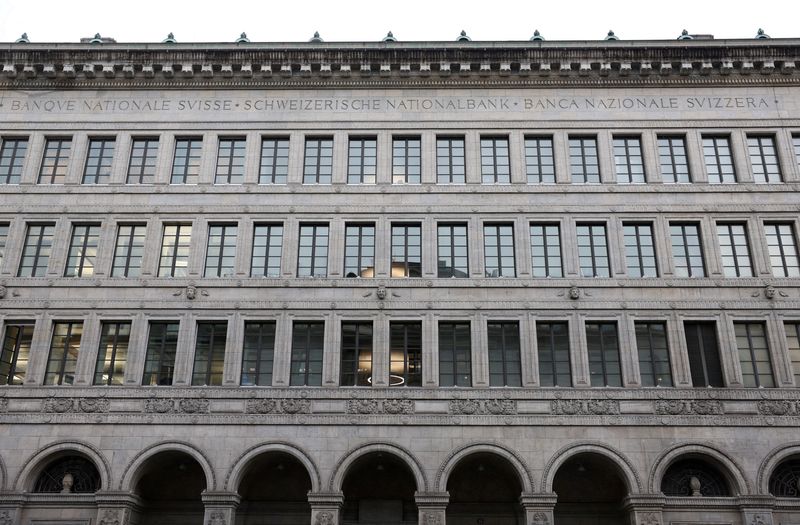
top-left (215, 137), bottom-right (246, 184)
top-left (290, 321), bottom-right (324, 386)
top-left (391, 224), bottom-right (422, 277)
top-left (390, 322), bottom-right (422, 387)
top-left (524, 136), bottom-right (555, 183)
top-left (438, 322), bottom-right (471, 387)
top-left (793, 135), bottom-right (800, 167)
top-left (530, 224), bottom-right (562, 278)
top-left (340, 321), bottom-right (373, 387)
top-left (259, 137), bottom-right (289, 184)
top-left (251, 224), bottom-right (283, 277)
top-left (784, 322), bottom-right (800, 385)
top-left (703, 136), bottom-right (736, 183)
top-left (82, 138), bottom-right (115, 184)
top-left (127, 138), bottom-right (159, 184)
top-left (347, 137), bottom-right (377, 184)
top-left (613, 136), bottom-right (645, 183)
top-left (0, 222), bottom-right (7, 268)
top-left (171, 137), bottom-right (202, 184)
top-left (64, 224), bottom-right (101, 277)
top-left (717, 223), bottom-right (753, 277)
top-left (765, 223), bottom-right (800, 277)
top-left (569, 136), bottom-right (600, 183)
top-left (303, 137), bottom-right (333, 184)
top-left (392, 137), bottom-right (421, 184)
top-left (0, 322), bottom-right (34, 385)
top-left (635, 322), bottom-right (673, 387)
top-left (111, 224), bottom-right (146, 278)
top-left (241, 321), bottom-right (276, 386)
top-left (158, 224), bottom-right (192, 277)
top-left (204, 224), bottom-right (238, 278)
top-left (44, 321), bottom-right (83, 386)
top-left (484, 224), bottom-right (516, 277)
top-left (437, 224), bottom-right (469, 278)
top-left (38, 138), bottom-right (72, 184)
top-left (342, 223), bottom-right (375, 279)
top-left (624, 223), bottom-right (658, 277)
top-left (142, 321), bottom-right (179, 386)
top-left (18, 224), bottom-right (55, 277)
top-left (577, 224), bottom-right (610, 278)
top-left (192, 322), bottom-right (227, 386)
top-left (658, 135), bottom-right (691, 183)
top-left (747, 135), bottom-right (782, 183)
top-left (684, 322), bottom-right (724, 387)
top-left (487, 321), bottom-right (522, 386)
top-left (0, 137), bottom-right (28, 184)
top-left (93, 322), bottom-right (130, 385)
top-left (586, 322), bottom-right (622, 387)
top-left (537, 322), bottom-right (571, 387)
top-left (480, 136), bottom-right (510, 184)
top-left (735, 322), bottom-right (774, 388)
top-left (436, 137), bottom-right (466, 184)
top-left (297, 224), bottom-right (329, 277)
top-left (670, 223), bottom-right (705, 277)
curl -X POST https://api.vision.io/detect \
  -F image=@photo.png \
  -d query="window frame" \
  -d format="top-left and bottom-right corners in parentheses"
top-left (576, 223), bottom-right (610, 278)
top-left (612, 136), bottom-right (646, 184)
top-left (569, 136), bottom-right (600, 184)
top-left (536, 321), bottom-right (572, 387)
top-left (214, 136), bottom-right (246, 185)
top-left (347, 136), bottom-right (377, 184)
top-left (303, 137), bottom-right (334, 184)
top-left (764, 223), bottom-right (800, 277)
top-left (259, 136), bottom-right (290, 184)
top-left (204, 223), bottom-right (238, 278)
top-left (717, 222), bottom-right (753, 278)
top-left (623, 222), bottom-right (658, 278)
top-left (38, 137), bottom-right (72, 184)
top-left (44, 321), bottom-right (83, 386)
top-left (657, 135), bottom-right (692, 183)
top-left (437, 223), bottom-right (469, 278)
top-left (241, 321), bottom-right (277, 386)
top-left (170, 137), bottom-right (202, 184)
top-left (344, 223), bottom-right (376, 278)
top-left (702, 135), bottom-right (737, 184)
top-left (126, 137), bottom-right (159, 184)
top-left (297, 223), bottom-right (329, 278)
top-left (251, 223), bottom-right (284, 278)
top-left (635, 321), bottom-right (673, 387)
top-left (487, 321), bottom-right (522, 387)
top-left (0, 136), bottom-right (29, 184)
top-left (191, 321), bottom-right (228, 386)
top-left (483, 223), bottom-right (516, 278)
top-left (0, 322), bottom-right (34, 385)
top-left (746, 134), bottom-right (782, 183)
top-left (438, 321), bottom-right (472, 387)
top-left (64, 223), bottom-right (101, 278)
top-left (339, 321), bottom-right (373, 387)
top-left (389, 321), bottom-right (422, 387)
top-left (18, 223), bottom-right (55, 277)
top-left (524, 135), bottom-right (555, 184)
top-left (141, 321), bottom-right (179, 386)
top-left (158, 223), bottom-right (193, 278)
top-left (111, 224), bottom-right (147, 278)
top-left (392, 136), bottom-right (421, 184)
top-left (436, 136), bottom-right (466, 184)
top-left (530, 223), bottom-right (563, 278)
top-left (93, 321), bottom-right (131, 386)
top-left (480, 136), bottom-right (511, 184)
top-left (82, 137), bottom-right (116, 184)
top-left (289, 321), bottom-right (325, 386)
top-left (586, 321), bottom-right (622, 387)
top-left (735, 321), bottom-right (775, 388)
top-left (391, 223), bottom-right (422, 278)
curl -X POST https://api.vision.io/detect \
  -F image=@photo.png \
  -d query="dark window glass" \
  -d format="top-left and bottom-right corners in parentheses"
top-left (64, 224), bottom-right (101, 277)
top-left (437, 224), bottom-right (469, 278)
top-left (44, 321), bottom-right (83, 385)
top-left (303, 138), bottom-right (333, 184)
top-left (670, 223), bottom-right (705, 277)
top-left (347, 137), bottom-right (377, 184)
top-left (530, 224), bottom-right (562, 278)
top-left (480, 136), bottom-right (510, 184)
top-left (192, 322), bottom-right (227, 386)
top-left (525, 136), bottom-right (555, 184)
top-left (93, 322), bottom-right (130, 385)
top-left (586, 322), bottom-right (621, 387)
top-left (390, 322), bottom-right (422, 387)
top-left (661, 459), bottom-right (730, 497)
top-left (340, 321), bottom-right (373, 387)
top-left (215, 137), bottom-right (246, 184)
top-left (259, 137), bottom-right (289, 184)
top-left (484, 224), bottom-right (516, 277)
top-left (241, 321), bottom-right (276, 386)
top-left (38, 138), bottom-right (72, 184)
top-left (765, 223), bottom-right (800, 277)
top-left (391, 224), bottom-right (422, 277)
top-left (747, 135), bottom-right (782, 183)
top-left (769, 459), bottom-right (800, 497)
top-left (624, 223), bottom-right (658, 277)
top-left (717, 223), bottom-right (753, 277)
top-left (793, 135), bottom-right (800, 168)
top-left (297, 224), bottom-right (329, 277)
top-left (251, 224), bottom-right (283, 277)
top-left (18, 224), bottom-right (55, 277)
top-left (537, 322), bottom-right (571, 387)
top-left (487, 321), bottom-right (521, 386)
top-left (204, 224), bottom-right (238, 278)
top-left (569, 136), bottom-right (599, 183)
top-left (684, 322), bottom-right (724, 387)
top-left (392, 137), bottom-right (421, 184)
top-left (344, 224), bottom-right (375, 278)
top-left (290, 321), bottom-right (324, 386)
top-left (703, 136), bottom-right (736, 183)
top-left (613, 136), bottom-right (645, 183)
top-left (111, 224), bottom-right (146, 278)
top-left (439, 322), bottom-right (471, 387)
top-left (82, 138), bottom-right (115, 184)
top-left (0, 223), bottom-right (8, 269)
top-left (0, 137), bottom-right (28, 184)
top-left (127, 138), bottom-right (159, 184)
top-left (0, 322), bottom-right (34, 385)
top-left (158, 224), bottom-right (192, 277)
top-left (171, 138), bottom-right (202, 184)
top-left (33, 456), bottom-right (100, 493)
top-left (785, 322), bottom-right (800, 385)
top-left (142, 322), bottom-right (179, 386)
top-left (436, 137), bottom-right (466, 183)
top-left (658, 136), bottom-right (691, 183)
top-left (636, 322), bottom-right (673, 387)
top-left (577, 224), bottom-right (610, 278)
top-left (735, 322), bottom-right (774, 388)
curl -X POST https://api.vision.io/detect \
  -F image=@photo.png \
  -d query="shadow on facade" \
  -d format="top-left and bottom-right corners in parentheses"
top-left (341, 451), bottom-right (418, 524)
top-left (553, 453), bottom-right (629, 525)
top-left (134, 450), bottom-right (207, 523)
top-left (236, 451), bottom-right (312, 524)
top-left (446, 452), bottom-right (524, 525)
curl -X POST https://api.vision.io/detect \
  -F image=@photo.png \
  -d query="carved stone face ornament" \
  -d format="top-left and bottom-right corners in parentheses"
top-left (61, 472), bottom-right (74, 493)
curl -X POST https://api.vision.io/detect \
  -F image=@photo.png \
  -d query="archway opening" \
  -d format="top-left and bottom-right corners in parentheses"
top-left (553, 453), bottom-right (629, 525)
top-left (32, 454), bottom-right (101, 493)
top-left (770, 457), bottom-right (800, 498)
top-left (236, 451), bottom-right (312, 524)
top-left (341, 452), bottom-right (418, 524)
top-left (134, 451), bottom-right (207, 523)
top-left (660, 457), bottom-right (731, 497)
top-left (446, 452), bottom-right (524, 525)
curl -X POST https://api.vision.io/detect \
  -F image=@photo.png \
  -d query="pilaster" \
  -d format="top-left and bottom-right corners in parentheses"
top-left (416, 491), bottom-right (449, 525)
top-left (519, 492), bottom-right (557, 524)
top-left (308, 491), bottom-right (344, 525)
top-left (202, 491), bottom-right (240, 525)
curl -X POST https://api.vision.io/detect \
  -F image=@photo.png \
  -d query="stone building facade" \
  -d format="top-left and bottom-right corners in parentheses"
top-left (0, 32), bottom-right (799, 525)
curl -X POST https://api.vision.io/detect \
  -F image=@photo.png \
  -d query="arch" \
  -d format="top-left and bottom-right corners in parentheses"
top-left (226, 441), bottom-right (321, 492)
top-left (542, 441), bottom-right (642, 493)
top-left (649, 442), bottom-right (749, 495)
top-left (119, 441), bottom-right (215, 491)
top-left (436, 442), bottom-right (534, 493)
top-left (329, 442), bottom-right (427, 493)
top-left (14, 440), bottom-right (111, 492)
top-left (758, 442), bottom-right (800, 495)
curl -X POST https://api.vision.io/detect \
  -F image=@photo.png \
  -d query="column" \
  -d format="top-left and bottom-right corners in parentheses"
top-left (416, 491), bottom-right (449, 525)
top-left (519, 492), bottom-right (557, 525)
top-left (471, 313), bottom-right (488, 387)
top-left (94, 491), bottom-right (142, 525)
top-left (308, 491), bottom-right (344, 525)
top-left (73, 312), bottom-right (101, 385)
top-left (621, 494), bottom-right (664, 525)
top-left (202, 491), bottom-right (240, 525)
top-left (223, 313), bottom-right (242, 386)
top-left (372, 313), bottom-right (389, 387)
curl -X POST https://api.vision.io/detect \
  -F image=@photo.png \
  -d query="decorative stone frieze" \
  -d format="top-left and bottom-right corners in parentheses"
top-left (42, 397), bottom-right (110, 413)
top-left (245, 398), bottom-right (311, 414)
top-left (756, 400), bottom-right (796, 415)
top-left (449, 398), bottom-right (517, 415)
top-left (144, 397), bottom-right (209, 414)
top-left (551, 399), bottom-right (620, 415)
top-left (345, 398), bottom-right (414, 415)
top-left (654, 399), bottom-right (724, 415)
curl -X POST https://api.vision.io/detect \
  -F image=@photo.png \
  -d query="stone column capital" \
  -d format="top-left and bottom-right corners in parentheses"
top-left (201, 490), bottom-right (241, 507)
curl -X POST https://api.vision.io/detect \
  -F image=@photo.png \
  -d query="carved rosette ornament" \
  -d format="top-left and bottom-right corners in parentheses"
top-left (347, 399), bottom-right (379, 414)
top-left (757, 400), bottom-right (793, 415)
top-left (99, 510), bottom-right (121, 525)
top-left (78, 398), bottom-right (111, 413)
top-left (178, 398), bottom-right (210, 414)
top-left (449, 398), bottom-right (517, 415)
top-left (41, 397), bottom-right (112, 413)
top-left (532, 511), bottom-right (550, 524)
top-left (654, 399), bottom-right (723, 416)
top-left (245, 398), bottom-right (310, 414)
top-left (0, 511), bottom-right (14, 525)
top-left (144, 398), bottom-right (174, 413)
top-left (640, 512), bottom-right (660, 525)
top-left (315, 511), bottom-right (334, 525)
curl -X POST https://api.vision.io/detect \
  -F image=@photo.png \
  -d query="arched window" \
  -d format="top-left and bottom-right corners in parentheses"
top-left (770, 459), bottom-right (800, 497)
top-left (661, 459), bottom-right (730, 497)
top-left (33, 456), bottom-right (101, 493)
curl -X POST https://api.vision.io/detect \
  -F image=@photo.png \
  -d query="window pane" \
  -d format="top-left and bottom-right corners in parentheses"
top-left (624, 223), bottom-right (657, 278)
top-left (577, 224), bottom-right (610, 277)
top-left (158, 224), bottom-right (192, 277)
top-left (785, 322), bottom-right (800, 385)
top-left (530, 224), bottom-right (562, 277)
top-left (392, 137), bottom-right (421, 184)
top-left (44, 322), bottom-right (83, 385)
top-left (439, 322), bottom-right (471, 387)
top-left (344, 223), bottom-right (376, 278)
top-left (290, 321), bottom-right (324, 386)
top-left (347, 137), bottom-right (377, 184)
top-left (438, 224), bottom-right (469, 278)
top-left (390, 322), bottom-right (422, 386)
top-left (39, 138), bottom-right (72, 184)
top-left (340, 322), bottom-right (373, 387)
top-left (613, 136), bottom-right (645, 183)
top-left (392, 224), bottom-right (422, 277)
top-left (488, 322), bottom-right (521, 386)
top-left (241, 322), bottom-right (276, 386)
top-left (192, 322), bottom-right (227, 386)
top-left (717, 223), bottom-right (753, 277)
top-left (636, 322), bottom-right (672, 387)
top-left (747, 135), bottom-right (782, 183)
top-left (204, 224), bottom-right (238, 278)
top-left (82, 138), bottom-right (115, 184)
top-left (142, 322), bottom-right (179, 386)
top-left (484, 224), bottom-right (516, 277)
top-left (252, 224), bottom-right (283, 277)
top-left (303, 138), bottom-right (333, 184)
top-left (569, 137), bottom-right (599, 183)
top-left (684, 322), bottom-right (723, 387)
top-left (171, 138), bottom-right (202, 184)
top-left (297, 224), bottom-right (329, 277)
top-left (537, 322), bottom-right (571, 386)
top-left (481, 137), bottom-right (511, 184)
top-left (735, 322), bottom-right (774, 388)
top-left (0, 137), bottom-right (28, 184)
top-left (18, 224), bottom-right (55, 277)
top-left (64, 224), bottom-right (101, 277)
top-left (112, 224), bottom-right (147, 277)
top-left (436, 137), bottom-right (466, 184)
top-left (215, 138), bottom-right (246, 184)
top-left (127, 138), bottom-right (159, 184)
top-left (765, 223), bottom-right (800, 277)
top-left (525, 136), bottom-right (555, 184)
top-left (0, 323), bottom-right (34, 385)
top-left (259, 138), bottom-right (290, 184)
top-left (670, 223), bottom-right (705, 277)
top-left (93, 322), bottom-right (130, 385)
top-left (658, 136), bottom-right (691, 183)
top-left (586, 322), bottom-right (621, 387)
top-left (703, 136), bottom-right (736, 184)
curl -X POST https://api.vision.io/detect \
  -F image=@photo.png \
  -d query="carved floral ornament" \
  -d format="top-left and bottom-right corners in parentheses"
top-left (532, 512), bottom-right (550, 525)
top-left (315, 511), bottom-right (334, 525)
top-left (0, 511), bottom-right (13, 525)
top-left (208, 511), bottom-right (226, 525)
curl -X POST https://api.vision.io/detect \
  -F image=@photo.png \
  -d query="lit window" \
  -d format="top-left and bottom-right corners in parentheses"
top-left (717, 223), bottom-right (753, 277)
top-left (158, 224), bottom-right (192, 277)
top-left (577, 223), bottom-right (610, 278)
top-left (487, 321), bottom-right (521, 386)
top-left (340, 321), bottom-right (373, 386)
top-left (142, 322), bottom-right (179, 386)
top-left (127, 138), bottom-right (159, 184)
top-left (44, 321), bottom-right (83, 385)
top-left (38, 138), bottom-right (72, 184)
top-left (290, 321), bottom-right (324, 386)
top-left (251, 224), bottom-right (283, 277)
top-left (0, 322), bottom-right (34, 385)
top-left (347, 137), bottom-right (377, 184)
top-left (765, 223), bottom-right (800, 277)
top-left (93, 322), bottom-right (130, 385)
top-left (392, 137), bottom-right (421, 184)
top-left (437, 224), bottom-right (469, 278)
top-left (735, 322), bottom-right (774, 388)
top-left (18, 224), bottom-right (55, 277)
top-left (525, 136), bottom-right (555, 184)
top-left (586, 322), bottom-right (621, 387)
top-left (259, 137), bottom-right (289, 184)
top-left (439, 322), bottom-right (471, 387)
top-left (204, 224), bottom-right (238, 278)
top-left (215, 137), bottom-right (246, 184)
top-left (624, 223), bottom-right (658, 277)
top-left (303, 137), bottom-right (333, 184)
top-left (436, 137), bottom-right (465, 183)
top-left (111, 224), bottom-right (146, 278)
top-left (702, 136), bottom-right (736, 183)
top-left (613, 136), bottom-right (645, 183)
top-left (658, 136), bottom-right (691, 183)
top-left (241, 321), bottom-right (276, 386)
top-left (344, 223), bottom-right (375, 278)
top-left (390, 322), bottom-right (422, 387)
top-left (480, 136), bottom-right (510, 184)
top-left (297, 224), bottom-right (329, 277)
top-left (0, 137), bottom-right (28, 184)
top-left (391, 224), bottom-right (422, 277)
top-left (530, 224), bottom-right (562, 278)
top-left (192, 322), bottom-right (227, 386)
top-left (537, 322), bottom-right (571, 386)
top-left (171, 138), bottom-right (202, 184)
top-left (484, 224), bottom-right (516, 277)
top-left (569, 136), bottom-right (600, 183)
top-left (64, 224), bottom-right (101, 277)
top-left (82, 138), bottom-right (115, 184)
top-left (747, 135), bottom-right (782, 183)
top-left (636, 322), bottom-right (672, 386)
